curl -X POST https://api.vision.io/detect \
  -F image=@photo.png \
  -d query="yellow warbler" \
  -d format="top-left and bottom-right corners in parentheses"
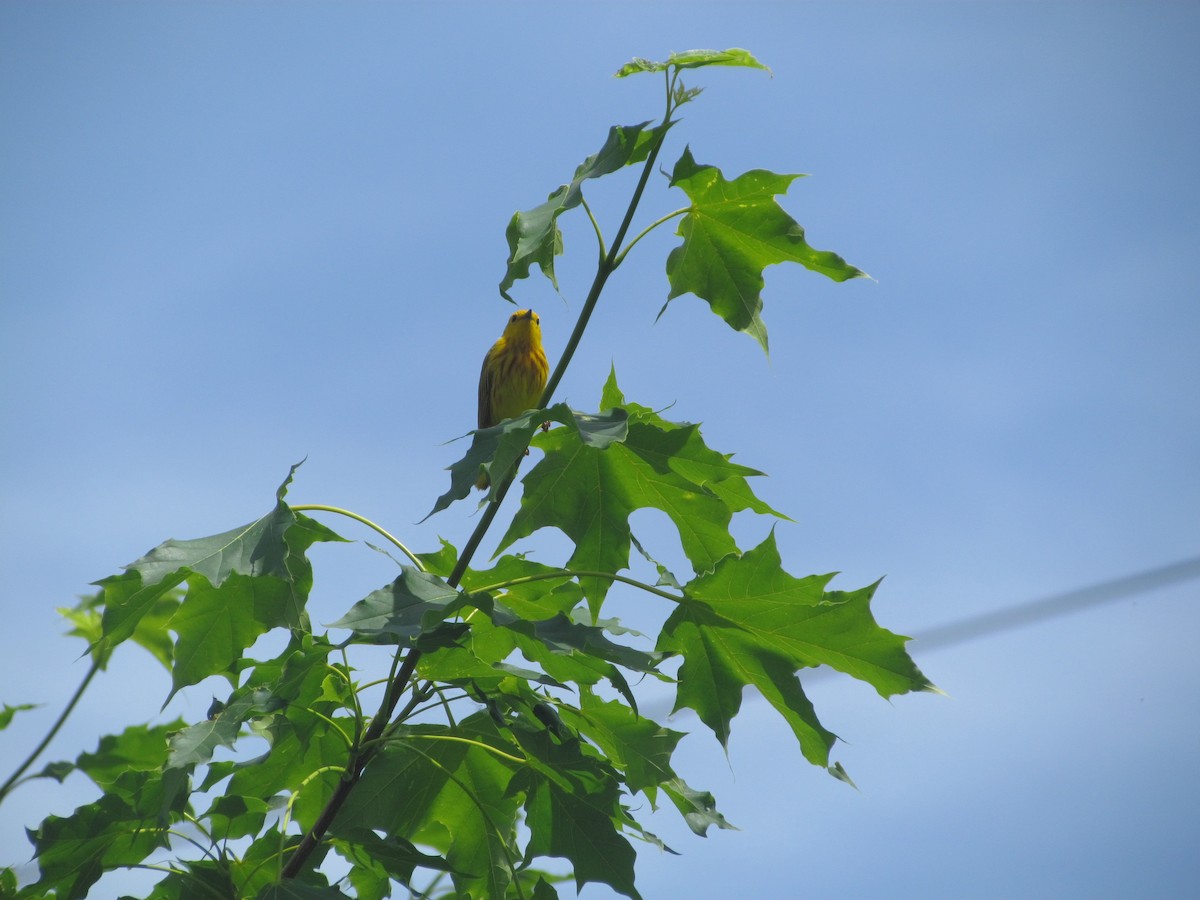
top-left (476, 308), bottom-right (549, 489)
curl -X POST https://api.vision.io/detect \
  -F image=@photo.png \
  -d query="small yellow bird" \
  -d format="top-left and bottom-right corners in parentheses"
top-left (476, 308), bottom-right (549, 489)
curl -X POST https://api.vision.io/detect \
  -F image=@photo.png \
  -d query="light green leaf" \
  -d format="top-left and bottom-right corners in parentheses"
top-left (664, 147), bottom-right (868, 354)
top-left (60, 590), bottom-right (180, 670)
top-left (615, 48), bottom-right (770, 78)
top-left (659, 778), bottom-right (737, 837)
top-left (92, 466), bottom-right (343, 694)
top-left (0, 702), bottom-right (36, 731)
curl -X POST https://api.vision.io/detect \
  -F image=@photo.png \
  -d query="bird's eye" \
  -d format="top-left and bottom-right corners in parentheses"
top-left (510, 314), bottom-right (517, 322)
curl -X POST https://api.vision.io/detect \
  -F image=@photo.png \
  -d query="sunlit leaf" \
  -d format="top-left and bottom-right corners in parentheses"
top-left (664, 147), bottom-right (868, 353)
top-left (659, 531), bottom-right (934, 764)
top-left (615, 47), bottom-right (770, 78)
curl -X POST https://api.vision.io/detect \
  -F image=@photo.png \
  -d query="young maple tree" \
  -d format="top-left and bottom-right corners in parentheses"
top-left (0, 49), bottom-right (934, 900)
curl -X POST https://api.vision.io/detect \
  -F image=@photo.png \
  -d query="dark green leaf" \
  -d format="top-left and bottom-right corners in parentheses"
top-left (500, 121), bottom-right (673, 300)
top-left (664, 147), bottom-right (868, 353)
top-left (659, 778), bottom-right (737, 837)
top-left (512, 728), bottom-right (642, 900)
top-left (334, 830), bottom-right (458, 887)
top-left (255, 884), bottom-right (351, 899)
top-left (200, 793), bottom-right (273, 841)
top-left (237, 833), bottom-right (331, 897)
top-left (25, 770), bottom-right (187, 900)
top-left (95, 465), bottom-right (344, 665)
top-left (659, 531), bottom-right (934, 763)
top-left (558, 695), bottom-right (684, 794)
top-left (335, 715), bottom-right (523, 899)
top-left (429, 404), bottom-right (628, 517)
top-left (466, 594), bottom-right (667, 704)
top-left (328, 568), bottom-right (470, 643)
top-left (501, 368), bottom-right (782, 612)
top-left (167, 688), bottom-right (281, 769)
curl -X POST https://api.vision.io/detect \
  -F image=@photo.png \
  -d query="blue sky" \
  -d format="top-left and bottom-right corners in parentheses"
top-left (2, 3), bottom-right (1198, 898)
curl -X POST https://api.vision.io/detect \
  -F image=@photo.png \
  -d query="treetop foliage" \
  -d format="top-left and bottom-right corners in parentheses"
top-left (1, 48), bottom-right (931, 900)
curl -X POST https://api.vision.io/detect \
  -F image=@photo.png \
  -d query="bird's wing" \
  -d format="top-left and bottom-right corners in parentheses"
top-left (477, 346), bottom-right (495, 429)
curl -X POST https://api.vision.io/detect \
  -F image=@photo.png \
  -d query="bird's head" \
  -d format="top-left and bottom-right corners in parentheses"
top-left (502, 308), bottom-right (542, 345)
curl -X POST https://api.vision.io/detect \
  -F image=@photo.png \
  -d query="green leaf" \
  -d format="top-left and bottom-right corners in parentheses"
top-left (198, 793), bottom-right (274, 842)
top-left (614, 48), bottom-right (770, 78)
top-left (664, 147), bottom-right (868, 353)
top-left (500, 121), bottom-right (672, 300)
top-left (0, 703), bottom-right (36, 731)
top-left (74, 721), bottom-right (183, 787)
top-left (658, 531), bottom-right (934, 763)
top-left (511, 728), bottom-right (642, 900)
top-left (60, 590), bottom-right (181, 670)
top-left (659, 778), bottom-right (737, 837)
top-left (459, 554), bottom-right (584, 620)
top-left (237, 833), bottom-right (332, 898)
top-left (328, 568), bottom-right (471, 643)
top-left (167, 687), bottom-right (281, 769)
top-left (334, 715), bottom-right (523, 900)
top-left (429, 404), bottom-right (629, 517)
top-left (501, 367), bottom-right (782, 613)
top-left (226, 712), bottom-right (353, 833)
top-left (333, 830), bottom-right (458, 889)
top-left (558, 695), bottom-right (684, 795)
top-left (93, 465), bottom-right (344, 696)
top-left (25, 770), bottom-right (188, 900)
top-left (465, 594), bottom-right (667, 706)
top-left (255, 884), bottom-right (351, 899)
top-left (416, 537), bottom-right (460, 577)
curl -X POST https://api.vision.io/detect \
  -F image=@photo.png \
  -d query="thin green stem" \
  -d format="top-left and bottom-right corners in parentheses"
top-left (536, 95), bottom-right (675, 410)
top-left (295, 707), bottom-right (354, 751)
top-left (580, 194), bottom-right (608, 264)
top-left (292, 504), bottom-right (425, 570)
top-left (386, 733), bottom-right (527, 766)
top-left (614, 208), bottom-right (689, 268)
top-left (0, 658), bottom-right (100, 805)
top-left (407, 692), bottom-right (470, 721)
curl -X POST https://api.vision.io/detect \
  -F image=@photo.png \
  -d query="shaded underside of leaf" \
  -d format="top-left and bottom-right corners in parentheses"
top-left (500, 120), bottom-right (673, 300)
